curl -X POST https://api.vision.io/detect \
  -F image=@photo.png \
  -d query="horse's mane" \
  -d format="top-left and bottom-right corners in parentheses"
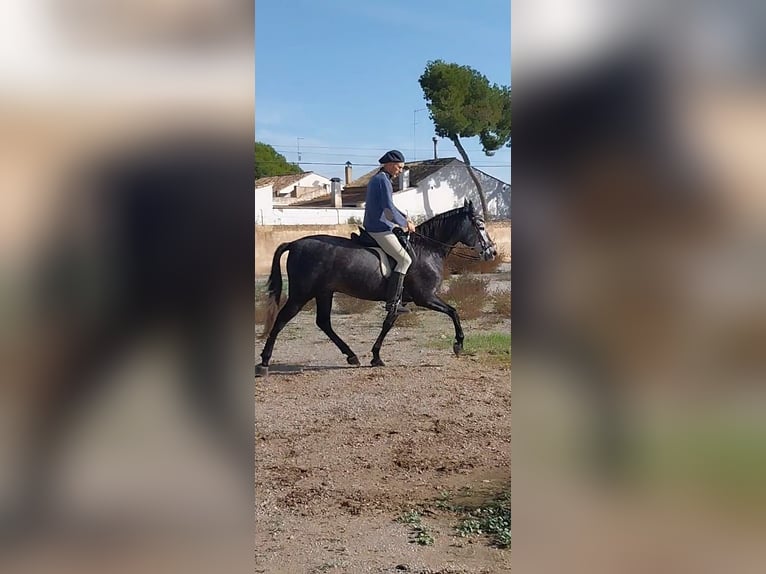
top-left (415, 206), bottom-right (469, 239)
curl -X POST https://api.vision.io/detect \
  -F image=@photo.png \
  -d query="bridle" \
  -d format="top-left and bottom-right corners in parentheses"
top-left (471, 214), bottom-right (495, 259)
top-left (409, 211), bottom-right (494, 261)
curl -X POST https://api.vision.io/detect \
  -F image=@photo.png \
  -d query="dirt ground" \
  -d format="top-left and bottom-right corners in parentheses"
top-left (255, 287), bottom-right (512, 573)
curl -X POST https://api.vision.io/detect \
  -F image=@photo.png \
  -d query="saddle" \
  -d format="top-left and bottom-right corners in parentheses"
top-left (350, 227), bottom-right (414, 278)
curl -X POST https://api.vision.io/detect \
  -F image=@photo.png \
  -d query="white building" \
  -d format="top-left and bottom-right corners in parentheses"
top-left (291, 158), bottom-right (510, 221)
top-left (255, 172), bottom-right (333, 205)
top-left (254, 183), bottom-right (274, 225)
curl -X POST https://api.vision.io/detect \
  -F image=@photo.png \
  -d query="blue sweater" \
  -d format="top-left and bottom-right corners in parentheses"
top-left (363, 170), bottom-right (407, 232)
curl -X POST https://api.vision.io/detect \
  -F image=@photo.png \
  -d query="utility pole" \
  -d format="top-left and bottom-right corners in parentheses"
top-left (297, 137), bottom-right (304, 164)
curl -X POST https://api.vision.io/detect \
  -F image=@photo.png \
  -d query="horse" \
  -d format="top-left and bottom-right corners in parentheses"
top-left (256, 199), bottom-right (497, 375)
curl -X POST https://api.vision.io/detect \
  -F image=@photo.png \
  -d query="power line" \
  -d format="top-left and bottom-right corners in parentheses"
top-left (256, 160), bottom-right (510, 168)
top-left (264, 143), bottom-right (510, 154)
top-left (272, 149), bottom-right (510, 159)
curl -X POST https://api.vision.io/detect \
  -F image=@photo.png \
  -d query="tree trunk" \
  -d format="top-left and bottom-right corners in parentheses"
top-left (451, 136), bottom-right (489, 220)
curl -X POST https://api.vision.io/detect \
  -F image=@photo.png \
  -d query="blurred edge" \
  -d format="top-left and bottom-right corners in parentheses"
top-left (1, 1), bottom-right (254, 572)
top-left (513, 1), bottom-right (766, 573)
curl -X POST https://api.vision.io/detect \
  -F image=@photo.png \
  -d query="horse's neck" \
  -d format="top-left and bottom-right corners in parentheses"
top-left (416, 217), bottom-right (461, 260)
top-left (423, 217), bottom-right (460, 246)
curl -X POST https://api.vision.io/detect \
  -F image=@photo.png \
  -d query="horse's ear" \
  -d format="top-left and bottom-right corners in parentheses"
top-left (463, 198), bottom-right (469, 208)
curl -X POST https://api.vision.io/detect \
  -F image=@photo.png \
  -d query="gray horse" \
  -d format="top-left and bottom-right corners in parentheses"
top-left (257, 199), bottom-right (496, 374)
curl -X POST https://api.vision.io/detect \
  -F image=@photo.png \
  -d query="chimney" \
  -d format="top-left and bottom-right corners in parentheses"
top-left (432, 136), bottom-right (438, 159)
top-left (330, 177), bottom-right (342, 208)
top-left (399, 168), bottom-right (410, 191)
top-left (344, 161), bottom-right (353, 185)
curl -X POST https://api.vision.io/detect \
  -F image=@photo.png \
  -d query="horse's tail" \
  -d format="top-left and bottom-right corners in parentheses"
top-left (259, 242), bottom-right (291, 339)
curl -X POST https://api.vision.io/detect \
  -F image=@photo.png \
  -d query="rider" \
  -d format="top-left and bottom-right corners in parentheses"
top-left (363, 149), bottom-right (417, 314)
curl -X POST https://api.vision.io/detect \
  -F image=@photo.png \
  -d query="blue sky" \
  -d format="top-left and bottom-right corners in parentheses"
top-left (255, 0), bottom-right (511, 183)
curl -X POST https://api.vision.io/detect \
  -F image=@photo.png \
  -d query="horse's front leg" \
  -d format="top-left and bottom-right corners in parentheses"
top-left (370, 310), bottom-right (399, 367)
top-left (419, 295), bottom-right (464, 355)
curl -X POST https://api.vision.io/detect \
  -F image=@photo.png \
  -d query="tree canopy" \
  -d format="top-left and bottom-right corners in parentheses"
top-left (419, 60), bottom-right (511, 218)
top-left (255, 142), bottom-right (303, 179)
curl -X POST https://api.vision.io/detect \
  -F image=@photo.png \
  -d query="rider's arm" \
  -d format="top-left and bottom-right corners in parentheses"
top-left (374, 177), bottom-right (407, 228)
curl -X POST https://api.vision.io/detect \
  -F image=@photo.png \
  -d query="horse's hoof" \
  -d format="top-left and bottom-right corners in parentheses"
top-left (370, 357), bottom-right (385, 367)
top-left (255, 364), bottom-right (269, 377)
top-left (347, 355), bottom-right (360, 366)
top-left (453, 342), bottom-right (463, 356)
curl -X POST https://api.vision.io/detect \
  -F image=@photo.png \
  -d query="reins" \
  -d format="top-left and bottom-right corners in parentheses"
top-left (408, 230), bottom-right (482, 261)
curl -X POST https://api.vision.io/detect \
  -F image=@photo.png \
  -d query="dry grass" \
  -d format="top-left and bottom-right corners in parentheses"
top-left (393, 308), bottom-right (422, 328)
top-left (255, 286), bottom-right (314, 330)
top-left (255, 299), bottom-right (268, 326)
top-left (490, 288), bottom-right (512, 318)
top-left (445, 247), bottom-right (505, 275)
top-left (440, 275), bottom-right (490, 320)
top-left (254, 284), bottom-right (271, 326)
top-left (334, 294), bottom-right (376, 315)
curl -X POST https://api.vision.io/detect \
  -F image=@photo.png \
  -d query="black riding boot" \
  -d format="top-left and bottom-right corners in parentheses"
top-left (385, 272), bottom-right (410, 314)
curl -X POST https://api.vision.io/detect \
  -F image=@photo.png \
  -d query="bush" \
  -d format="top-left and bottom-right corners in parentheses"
top-left (334, 294), bottom-right (376, 315)
top-left (254, 282), bottom-right (271, 325)
top-left (255, 296), bottom-right (268, 325)
top-left (393, 308), bottom-right (421, 328)
top-left (440, 274), bottom-right (489, 320)
top-left (491, 288), bottom-right (512, 318)
top-left (446, 247), bottom-right (504, 275)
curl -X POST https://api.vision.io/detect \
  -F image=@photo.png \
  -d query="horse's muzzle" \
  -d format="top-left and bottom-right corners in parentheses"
top-left (481, 243), bottom-right (498, 261)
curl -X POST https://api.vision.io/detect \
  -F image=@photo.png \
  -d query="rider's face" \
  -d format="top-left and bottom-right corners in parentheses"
top-left (384, 162), bottom-right (405, 176)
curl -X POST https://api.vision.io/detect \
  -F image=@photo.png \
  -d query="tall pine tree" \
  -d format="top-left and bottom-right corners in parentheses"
top-left (419, 60), bottom-right (511, 219)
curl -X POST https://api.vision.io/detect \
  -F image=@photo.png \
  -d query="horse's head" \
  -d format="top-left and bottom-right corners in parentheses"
top-left (462, 199), bottom-right (497, 261)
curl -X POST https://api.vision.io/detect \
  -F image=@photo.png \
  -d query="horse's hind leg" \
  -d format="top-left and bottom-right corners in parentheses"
top-left (258, 297), bottom-right (307, 372)
top-left (370, 311), bottom-right (399, 367)
top-left (315, 292), bottom-right (359, 366)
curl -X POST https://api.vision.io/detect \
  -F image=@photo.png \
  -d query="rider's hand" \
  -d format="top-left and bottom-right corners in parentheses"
top-left (406, 220), bottom-right (416, 233)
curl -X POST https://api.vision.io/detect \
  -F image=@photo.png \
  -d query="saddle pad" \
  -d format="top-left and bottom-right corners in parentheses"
top-left (367, 247), bottom-right (393, 278)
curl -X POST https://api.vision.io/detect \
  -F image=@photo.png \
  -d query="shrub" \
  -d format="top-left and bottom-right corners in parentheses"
top-left (393, 308), bottom-right (421, 328)
top-left (440, 274), bottom-right (489, 320)
top-left (491, 288), bottom-right (512, 318)
top-left (255, 296), bottom-right (268, 325)
top-left (445, 247), bottom-right (504, 275)
top-left (334, 294), bottom-right (376, 315)
top-left (254, 282), bottom-right (271, 325)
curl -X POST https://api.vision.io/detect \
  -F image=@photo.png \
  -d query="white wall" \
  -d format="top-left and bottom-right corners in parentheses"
top-left (264, 207), bottom-right (366, 226)
top-left (255, 185), bottom-right (273, 225)
top-left (394, 163), bottom-right (510, 220)
top-left (256, 163), bottom-right (510, 225)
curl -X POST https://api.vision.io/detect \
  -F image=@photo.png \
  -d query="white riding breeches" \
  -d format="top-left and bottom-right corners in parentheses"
top-left (368, 231), bottom-right (412, 274)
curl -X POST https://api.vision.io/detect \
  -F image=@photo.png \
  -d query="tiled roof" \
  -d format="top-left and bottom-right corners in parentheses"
top-left (255, 172), bottom-right (311, 191)
top-left (344, 158), bottom-right (459, 193)
top-left (292, 158), bottom-right (462, 207)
